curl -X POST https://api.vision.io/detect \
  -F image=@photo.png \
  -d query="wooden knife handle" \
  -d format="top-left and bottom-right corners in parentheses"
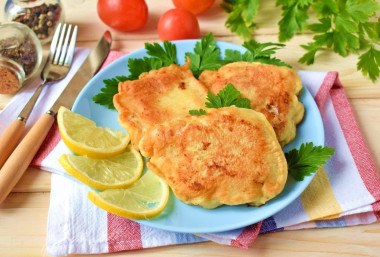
top-left (0, 113), bottom-right (55, 204)
top-left (0, 119), bottom-right (26, 169)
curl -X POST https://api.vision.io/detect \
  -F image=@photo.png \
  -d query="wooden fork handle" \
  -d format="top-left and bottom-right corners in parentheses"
top-left (0, 113), bottom-right (55, 204)
top-left (0, 119), bottom-right (26, 169)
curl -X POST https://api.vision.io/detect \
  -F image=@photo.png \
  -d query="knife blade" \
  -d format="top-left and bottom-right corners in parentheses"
top-left (0, 31), bottom-right (112, 204)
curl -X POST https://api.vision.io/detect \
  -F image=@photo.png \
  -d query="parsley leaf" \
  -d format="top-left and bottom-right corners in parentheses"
top-left (189, 109), bottom-right (207, 116)
top-left (225, 40), bottom-right (292, 67)
top-left (127, 41), bottom-right (177, 80)
top-left (145, 41), bottom-right (177, 66)
top-left (285, 142), bottom-right (335, 181)
top-left (224, 49), bottom-right (254, 62)
top-left (277, 0), bottom-right (312, 42)
top-left (206, 83), bottom-right (251, 109)
top-left (221, 0), bottom-right (259, 40)
top-left (185, 33), bottom-right (224, 78)
top-left (126, 57), bottom-right (163, 80)
top-left (189, 84), bottom-right (251, 115)
top-left (92, 76), bottom-right (128, 110)
top-left (357, 46), bottom-right (380, 82)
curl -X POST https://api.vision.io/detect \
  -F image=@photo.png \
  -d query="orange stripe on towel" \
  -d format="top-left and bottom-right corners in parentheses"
top-left (300, 167), bottom-right (343, 220)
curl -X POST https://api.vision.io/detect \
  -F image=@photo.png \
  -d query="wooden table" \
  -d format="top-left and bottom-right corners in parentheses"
top-left (1, 0), bottom-right (379, 256)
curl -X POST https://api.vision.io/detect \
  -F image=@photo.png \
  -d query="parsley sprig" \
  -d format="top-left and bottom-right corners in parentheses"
top-left (225, 40), bottom-right (292, 67)
top-left (221, 0), bottom-right (259, 41)
top-left (185, 33), bottom-right (225, 78)
top-left (127, 41), bottom-right (177, 80)
top-left (92, 76), bottom-right (127, 110)
top-left (285, 142), bottom-right (335, 181)
top-left (189, 83), bottom-right (251, 115)
top-left (206, 83), bottom-right (251, 109)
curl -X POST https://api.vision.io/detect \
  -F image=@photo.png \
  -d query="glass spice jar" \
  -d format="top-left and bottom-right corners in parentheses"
top-left (0, 22), bottom-right (42, 94)
top-left (4, 0), bottom-right (65, 45)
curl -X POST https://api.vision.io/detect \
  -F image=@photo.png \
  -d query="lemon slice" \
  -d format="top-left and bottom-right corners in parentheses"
top-left (87, 171), bottom-right (169, 219)
top-left (57, 106), bottom-right (130, 158)
top-left (58, 146), bottom-right (143, 191)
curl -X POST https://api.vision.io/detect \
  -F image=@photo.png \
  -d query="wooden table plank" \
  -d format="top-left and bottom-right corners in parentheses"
top-left (0, 193), bottom-right (49, 257)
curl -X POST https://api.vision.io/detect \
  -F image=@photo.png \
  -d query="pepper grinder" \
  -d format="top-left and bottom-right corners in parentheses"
top-left (4, 0), bottom-right (65, 45)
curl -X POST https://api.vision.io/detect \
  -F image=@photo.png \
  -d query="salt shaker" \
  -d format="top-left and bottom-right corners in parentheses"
top-left (4, 0), bottom-right (65, 45)
top-left (0, 22), bottom-right (42, 94)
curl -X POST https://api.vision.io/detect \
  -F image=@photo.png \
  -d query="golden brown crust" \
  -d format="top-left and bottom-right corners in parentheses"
top-left (113, 62), bottom-right (208, 149)
top-left (139, 107), bottom-right (288, 209)
top-left (199, 62), bottom-right (304, 146)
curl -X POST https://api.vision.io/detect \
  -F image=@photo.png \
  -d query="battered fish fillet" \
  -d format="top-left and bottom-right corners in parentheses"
top-left (113, 62), bottom-right (208, 149)
top-left (139, 106), bottom-right (288, 209)
top-left (199, 62), bottom-right (304, 146)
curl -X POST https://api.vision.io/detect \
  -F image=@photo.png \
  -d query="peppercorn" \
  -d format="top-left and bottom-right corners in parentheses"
top-left (11, 3), bottom-right (63, 42)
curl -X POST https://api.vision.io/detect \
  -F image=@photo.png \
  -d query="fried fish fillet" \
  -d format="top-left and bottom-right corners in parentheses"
top-left (139, 106), bottom-right (288, 209)
top-left (199, 62), bottom-right (304, 146)
top-left (113, 62), bottom-right (208, 148)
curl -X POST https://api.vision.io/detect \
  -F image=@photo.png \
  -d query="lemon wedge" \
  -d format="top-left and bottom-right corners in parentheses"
top-left (58, 146), bottom-right (143, 191)
top-left (57, 106), bottom-right (130, 158)
top-left (87, 171), bottom-right (169, 219)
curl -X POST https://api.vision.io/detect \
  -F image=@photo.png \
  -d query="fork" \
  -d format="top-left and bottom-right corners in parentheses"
top-left (0, 23), bottom-right (77, 168)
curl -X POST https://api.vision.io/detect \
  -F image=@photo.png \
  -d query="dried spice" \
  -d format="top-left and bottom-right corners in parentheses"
top-left (12, 3), bottom-right (63, 42)
top-left (0, 36), bottom-right (39, 76)
top-left (0, 67), bottom-right (20, 94)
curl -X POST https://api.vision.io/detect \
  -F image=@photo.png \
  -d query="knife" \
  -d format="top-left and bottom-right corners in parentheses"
top-left (0, 31), bottom-right (112, 204)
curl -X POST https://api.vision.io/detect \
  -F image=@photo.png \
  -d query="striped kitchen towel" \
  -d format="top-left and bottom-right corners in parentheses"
top-left (1, 48), bottom-right (379, 256)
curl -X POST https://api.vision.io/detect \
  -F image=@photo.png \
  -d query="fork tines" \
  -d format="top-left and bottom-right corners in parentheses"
top-left (50, 23), bottom-right (78, 67)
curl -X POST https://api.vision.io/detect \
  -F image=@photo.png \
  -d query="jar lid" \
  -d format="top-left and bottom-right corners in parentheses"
top-left (0, 22), bottom-right (42, 80)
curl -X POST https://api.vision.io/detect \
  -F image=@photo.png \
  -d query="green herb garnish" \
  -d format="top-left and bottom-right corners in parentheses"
top-left (145, 41), bottom-right (177, 66)
top-left (127, 41), bottom-right (177, 80)
top-left (189, 83), bottom-right (251, 115)
top-left (297, 0), bottom-right (380, 82)
top-left (185, 33), bottom-right (225, 78)
top-left (225, 40), bottom-right (291, 67)
top-left (277, 0), bottom-right (312, 42)
top-left (92, 76), bottom-right (127, 110)
top-left (189, 109), bottom-right (207, 116)
top-left (285, 142), bottom-right (335, 181)
top-left (221, 0), bottom-right (380, 82)
top-left (221, 0), bottom-right (259, 40)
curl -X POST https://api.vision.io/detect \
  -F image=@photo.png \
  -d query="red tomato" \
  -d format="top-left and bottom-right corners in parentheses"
top-left (157, 8), bottom-right (200, 41)
top-left (172, 0), bottom-right (215, 15)
top-left (97, 0), bottom-right (148, 32)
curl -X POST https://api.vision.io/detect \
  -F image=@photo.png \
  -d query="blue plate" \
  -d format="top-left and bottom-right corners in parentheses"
top-left (71, 40), bottom-right (324, 234)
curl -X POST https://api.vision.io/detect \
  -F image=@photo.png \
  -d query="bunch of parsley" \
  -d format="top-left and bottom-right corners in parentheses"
top-left (221, 0), bottom-right (380, 82)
